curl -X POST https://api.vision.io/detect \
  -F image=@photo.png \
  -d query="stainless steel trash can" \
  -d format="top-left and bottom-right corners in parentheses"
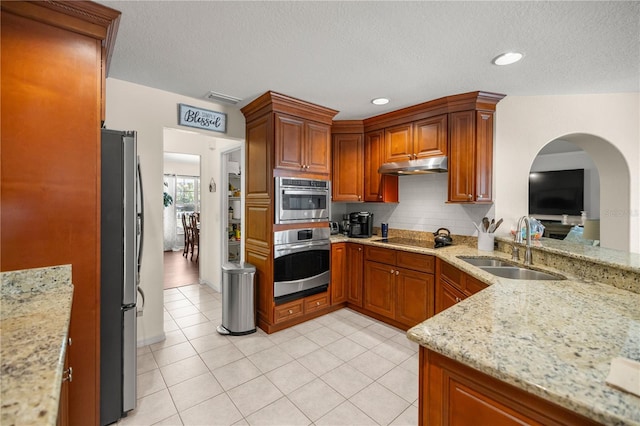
top-left (217, 262), bottom-right (256, 335)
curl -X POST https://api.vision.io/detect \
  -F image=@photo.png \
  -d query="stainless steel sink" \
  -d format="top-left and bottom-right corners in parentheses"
top-left (458, 256), bottom-right (566, 280)
top-left (458, 256), bottom-right (515, 267)
top-left (479, 266), bottom-right (566, 281)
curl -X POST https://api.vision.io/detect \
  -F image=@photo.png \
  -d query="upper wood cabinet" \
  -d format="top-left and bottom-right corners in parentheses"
top-left (384, 115), bottom-right (447, 163)
top-left (448, 110), bottom-right (495, 203)
top-left (275, 112), bottom-right (331, 176)
top-left (384, 123), bottom-right (413, 163)
top-left (414, 114), bottom-right (448, 158)
top-left (364, 130), bottom-right (399, 202)
top-left (332, 127), bottom-right (364, 202)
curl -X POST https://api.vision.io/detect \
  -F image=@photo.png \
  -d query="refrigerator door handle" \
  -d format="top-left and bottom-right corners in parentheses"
top-left (136, 287), bottom-right (145, 317)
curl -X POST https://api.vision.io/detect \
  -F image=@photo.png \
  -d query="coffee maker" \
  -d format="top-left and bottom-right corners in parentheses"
top-left (348, 212), bottom-right (373, 238)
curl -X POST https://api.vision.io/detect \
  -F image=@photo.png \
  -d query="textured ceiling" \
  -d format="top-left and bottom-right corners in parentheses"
top-left (98, 1), bottom-right (639, 120)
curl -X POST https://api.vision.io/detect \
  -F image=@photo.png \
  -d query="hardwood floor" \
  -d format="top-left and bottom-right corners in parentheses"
top-left (163, 250), bottom-right (199, 289)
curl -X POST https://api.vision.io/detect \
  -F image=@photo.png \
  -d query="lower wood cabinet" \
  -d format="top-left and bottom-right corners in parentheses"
top-left (435, 258), bottom-right (488, 314)
top-left (419, 348), bottom-right (599, 426)
top-left (330, 242), bottom-right (347, 305)
top-left (363, 246), bottom-right (434, 329)
top-left (346, 243), bottom-right (364, 307)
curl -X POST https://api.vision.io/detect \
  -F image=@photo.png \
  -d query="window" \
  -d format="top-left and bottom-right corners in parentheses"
top-left (174, 175), bottom-right (200, 234)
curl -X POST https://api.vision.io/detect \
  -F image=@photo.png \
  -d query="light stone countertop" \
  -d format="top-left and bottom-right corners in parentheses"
top-left (1, 265), bottom-right (73, 426)
top-left (331, 235), bottom-right (640, 425)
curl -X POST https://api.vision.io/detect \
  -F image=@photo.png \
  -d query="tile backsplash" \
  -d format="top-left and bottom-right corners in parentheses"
top-left (332, 174), bottom-right (495, 236)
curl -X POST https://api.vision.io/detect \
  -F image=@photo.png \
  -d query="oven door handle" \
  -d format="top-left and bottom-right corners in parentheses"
top-left (281, 189), bottom-right (328, 196)
top-left (275, 240), bottom-right (329, 252)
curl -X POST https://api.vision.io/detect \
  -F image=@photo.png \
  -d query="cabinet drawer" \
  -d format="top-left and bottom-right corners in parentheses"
top-left (465, 275), bottom-right (488, 296)
top-left (440, 260), bottom-right (463, 290)
top-left (365, 245), bottom-right (396, 265)
top-left (397, 252), bottom-right (434, 273)
top-left (274, 300), bottom-right (304, 324)
top-left (305, 293), bottom-right (329, 313)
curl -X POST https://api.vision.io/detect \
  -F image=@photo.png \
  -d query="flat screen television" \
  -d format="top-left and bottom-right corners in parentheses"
top-left (529, 169), bottom-right (584, 216)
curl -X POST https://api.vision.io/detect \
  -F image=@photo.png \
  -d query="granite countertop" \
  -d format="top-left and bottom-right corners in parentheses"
top-left (331, 235), bottom-right (640, 425)
top-left (1, 265), bottom-right (74, 426)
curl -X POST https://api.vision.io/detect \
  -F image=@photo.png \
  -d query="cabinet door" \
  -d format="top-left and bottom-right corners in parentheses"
top-left (384, 123), bottom-right (413, 163)
top-left (448, 110), bottom-right (476, 202)
top-left (396, 268), bottom-right (433, 327)
top-left (332, 133), bottom-right (363, 201)
top-left (330, 243), bottom-right (347, 304)
top-left (305, 121), bottom-right (331, 175)
top-left (346, 243), bottom-right (364, 306)
top-left (475, 111), bottom-right (494, 202)
top-left (413, 115), bottom-right (447, 159)
top-left (363, 260), bottom-right (395, 319)
top-left (436, 279), bottom-right (466, 314)
top-left (275, 113), bottom-right (305, 171)
top-left (364, 130), bottom-right (398, 202)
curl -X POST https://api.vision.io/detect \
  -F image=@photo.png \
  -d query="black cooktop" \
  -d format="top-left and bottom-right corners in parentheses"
top-left (373, 237), bottom-right (444, 249)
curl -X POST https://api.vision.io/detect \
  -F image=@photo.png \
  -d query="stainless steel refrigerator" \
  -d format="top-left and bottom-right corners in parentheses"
top-left (100, 129), bottom-right (144, 425)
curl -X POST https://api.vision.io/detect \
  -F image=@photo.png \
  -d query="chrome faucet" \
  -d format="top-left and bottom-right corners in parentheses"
top-left (514, 216), bottom-right (533, 265)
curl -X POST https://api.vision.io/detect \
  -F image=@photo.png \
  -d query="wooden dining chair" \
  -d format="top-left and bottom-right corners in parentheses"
top-left (181, 213), bottom-right (190, 257)
top-left (190, 213), bottom-right (199, 262)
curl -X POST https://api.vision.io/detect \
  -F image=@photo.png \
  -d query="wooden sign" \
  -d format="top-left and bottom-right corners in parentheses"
top-left (178, 103), bottom-right (227, 133)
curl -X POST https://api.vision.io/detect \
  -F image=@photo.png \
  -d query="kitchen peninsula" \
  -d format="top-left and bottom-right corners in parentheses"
top-left (331, 233), bottom-right (640, 425)
top-left (1, 265), bottom-right (73, 426)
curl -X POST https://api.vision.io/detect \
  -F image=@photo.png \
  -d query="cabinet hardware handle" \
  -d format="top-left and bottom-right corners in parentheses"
top-left (288, 309), bottom-right (293, 314)
top-left (358, 247), bottom-right (362, 251)
top-left (395, 271), bottom-right (399, 275)
top-left (468, 194), bottom-right (473, 200)
top-left (68, 338), bottom-right (72, 346)
top-left (316, 301), bottom-right (320, 306)
top-left (455, 297), bottom-right (461, 303)
top-left (390, 269), bottom-right (395, 274)
top-left (63, 367), bottom-right (73, 382)
top-left (357, 195), bottom-right (361, 200)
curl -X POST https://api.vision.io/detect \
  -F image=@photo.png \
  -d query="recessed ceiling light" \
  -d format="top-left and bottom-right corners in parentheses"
top-left (371, 97), bottom-right (390, 105)
top-left (492, 52), bottom-right (523, 66)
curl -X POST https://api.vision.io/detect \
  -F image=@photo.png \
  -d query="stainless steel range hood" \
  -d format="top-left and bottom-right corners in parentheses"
top-left (378, 156), bottom-right (448, 175)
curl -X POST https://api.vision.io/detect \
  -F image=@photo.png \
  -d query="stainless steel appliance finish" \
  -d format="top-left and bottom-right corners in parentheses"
top-left (275, 177), bottom-right (330, 224)
top-left (218, 262), bottom-right (257, 335)
top-left (378, 156), bottom-right (448, 175)
top-left (273, 227), bottom-right (330, 303)
top-left (100, 129), bottom-right (142, 425)
top-left (348, 212), bottom-right (374, 238)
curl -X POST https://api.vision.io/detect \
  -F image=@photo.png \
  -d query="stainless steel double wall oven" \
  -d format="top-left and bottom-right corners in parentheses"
top-left (273, 177), bottom-right (331, 304)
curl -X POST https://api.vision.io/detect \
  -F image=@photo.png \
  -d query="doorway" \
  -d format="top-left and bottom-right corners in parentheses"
top-left (163, 152), bottom-right (201, 289)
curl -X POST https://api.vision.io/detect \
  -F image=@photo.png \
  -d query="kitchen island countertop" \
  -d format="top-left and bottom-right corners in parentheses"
top-left (1, 265), bottom-right (73, 426)
top-left (331, 235), bottom-right (640, 425)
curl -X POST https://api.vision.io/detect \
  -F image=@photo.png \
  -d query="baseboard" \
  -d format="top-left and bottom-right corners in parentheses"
top-left (137, 332), bottom-right (165, 348)
top-left (201, 278), bottom-right (220, 292)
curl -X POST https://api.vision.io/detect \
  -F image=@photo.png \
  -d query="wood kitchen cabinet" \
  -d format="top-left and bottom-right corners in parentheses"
top-left (330, 242), bottom-right (347, 305)
top-left (364, 130), bottom-right (399, 202)
top-left (384, 115), bottom-right (448, 163)
top-left (419, 348), bottom-right (600, 426)
top-left (435, 258), bottom-right (488, 314)
top-left (1, 3), bottom-right (120, 425)
top-left (242, 92), bottom-right (338, 333)
top-left (275, 112), bottom-right (331, 176)
top-left (346, 243), bottom-right (364, 307)
top-left (332, 122), bottom-right (364, 202)
top-left (362, 246), bottom-right (434, 329)
top-left (448, 110), bottom-right (495, 203)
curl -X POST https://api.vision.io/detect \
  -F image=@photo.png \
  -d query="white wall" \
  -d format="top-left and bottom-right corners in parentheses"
top-left (105, 78), bottom-right (244, 346)
top-left (494, 93), bottom-right (639, 253)
top-left (164, 159), bottom-right (200, 177)
top-left (530, 149), bottom-right (600, 221)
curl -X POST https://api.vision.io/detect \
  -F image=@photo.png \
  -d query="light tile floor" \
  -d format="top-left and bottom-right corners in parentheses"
top-left (118, 284), bottom-right (419, 426)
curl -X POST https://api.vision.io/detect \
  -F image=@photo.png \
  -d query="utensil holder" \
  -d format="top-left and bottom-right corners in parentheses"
top-left (478, 233), bottom-right (495, 251)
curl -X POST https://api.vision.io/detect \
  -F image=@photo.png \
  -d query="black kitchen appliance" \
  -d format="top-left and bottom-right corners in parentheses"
top-left (348, 212), bottom-right (373, 238)
top-left (433, 228), bottom-right (453, 248)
